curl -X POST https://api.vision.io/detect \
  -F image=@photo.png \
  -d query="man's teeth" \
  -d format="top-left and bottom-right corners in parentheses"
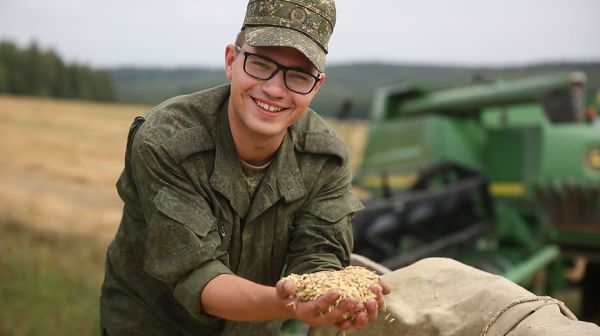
top-left (256, 100), bottom-right (282, 112)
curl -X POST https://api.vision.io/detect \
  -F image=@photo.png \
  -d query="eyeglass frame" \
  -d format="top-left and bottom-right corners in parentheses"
top-left (234, 45), bottom-right (321, 95)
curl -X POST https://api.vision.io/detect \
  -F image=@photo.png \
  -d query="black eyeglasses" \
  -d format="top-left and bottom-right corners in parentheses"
top-left (235, 46), bottom-right (320, 95)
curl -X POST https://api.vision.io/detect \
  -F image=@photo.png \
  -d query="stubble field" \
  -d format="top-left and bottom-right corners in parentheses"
top-left (0, 95), bottom-right (146, 241)
top-left (0, 94), bottom-right (368, 335)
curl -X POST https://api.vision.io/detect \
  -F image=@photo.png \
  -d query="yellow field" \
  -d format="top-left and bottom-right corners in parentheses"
top-left (0, 95), bottom-right (368, 242)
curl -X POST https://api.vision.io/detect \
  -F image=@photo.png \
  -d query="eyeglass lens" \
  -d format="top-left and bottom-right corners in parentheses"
top-left (244, 54), bottom-right (317, 94)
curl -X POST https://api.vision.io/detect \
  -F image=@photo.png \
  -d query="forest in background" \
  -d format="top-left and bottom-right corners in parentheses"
top-left (0, 40), bottom-right (116, 101)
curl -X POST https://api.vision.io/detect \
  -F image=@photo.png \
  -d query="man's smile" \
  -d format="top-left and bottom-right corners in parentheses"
top-left (254, 98), bottom-right (284, 113)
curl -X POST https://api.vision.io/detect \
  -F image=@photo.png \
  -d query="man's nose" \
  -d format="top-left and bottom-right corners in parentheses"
top-left (262, 69), bottom-right (287, 97)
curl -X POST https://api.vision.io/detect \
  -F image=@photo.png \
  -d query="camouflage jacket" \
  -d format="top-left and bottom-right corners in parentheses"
top-left (100, 84), bottom-right (364, 335)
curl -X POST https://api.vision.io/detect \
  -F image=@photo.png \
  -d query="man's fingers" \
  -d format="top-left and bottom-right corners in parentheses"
top-left (334, 318), bottom-right (353, 331)
top-left (351, 310), bottom-right (369, 329)
top-left (295, 283), bottom-right (389, 329)
top-left (365, 298), bottom-right (378, 321)
top-left (379, 278), bottom-right (392, 295)
top-left (370, 284), bottom-right (382, 296)
top-left (352, 302), bottom-right (365, 316)
top-left (331, 300), bottom-right (367, 330)
top-left (325, 299), bottom-right (356, 323)
top-left (313, 290), bottom-right (340, 314)
top-left (369, 283), bottom-right (387, 307)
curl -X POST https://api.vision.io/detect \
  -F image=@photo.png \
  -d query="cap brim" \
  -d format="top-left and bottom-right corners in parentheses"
top-left (244, 26), bottom-right (326, 72)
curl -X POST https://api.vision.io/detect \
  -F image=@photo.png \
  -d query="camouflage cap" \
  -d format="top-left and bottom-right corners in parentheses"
top-left (242, 0), bottom-right (336, 72)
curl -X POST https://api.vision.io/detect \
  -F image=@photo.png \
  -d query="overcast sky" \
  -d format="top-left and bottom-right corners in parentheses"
top-left (1, 0), bottom-right (599, 68)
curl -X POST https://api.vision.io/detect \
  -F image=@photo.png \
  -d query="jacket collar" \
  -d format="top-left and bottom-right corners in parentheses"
top-left (245, 129), bottom-right (307, 223)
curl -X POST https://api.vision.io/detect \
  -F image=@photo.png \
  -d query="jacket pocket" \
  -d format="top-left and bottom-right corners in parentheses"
top-left (153, 187), bottom-right (216, 237)
top-left (143, 187), bottom-right (220, 284)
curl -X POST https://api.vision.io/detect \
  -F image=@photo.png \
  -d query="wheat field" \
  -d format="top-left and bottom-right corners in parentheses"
top-left (0, 95), bottom-right (148, 241)
top-left (0, 94), bottom-right (368, 242)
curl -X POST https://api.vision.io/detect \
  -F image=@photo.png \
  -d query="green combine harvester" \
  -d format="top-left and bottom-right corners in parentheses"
top-left (351, 72), bottom-right (600, 321)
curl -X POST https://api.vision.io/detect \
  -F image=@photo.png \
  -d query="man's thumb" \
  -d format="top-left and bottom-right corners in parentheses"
top-left (276, 279), bottom-right (296, 299)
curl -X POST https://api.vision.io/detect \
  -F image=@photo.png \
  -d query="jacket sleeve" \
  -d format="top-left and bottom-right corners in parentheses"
top-left (129, 122), bottom-right (233, 322)
top-left (285, 157), bottom-right (364, 276)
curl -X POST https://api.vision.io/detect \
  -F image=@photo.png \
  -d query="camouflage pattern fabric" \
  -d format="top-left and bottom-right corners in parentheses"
top-left (309, 258), bottom-right (600, 336)
top-left (242, 0), bottom-right (336, 71)
top-left (100, 84), bottom-right (363, 335)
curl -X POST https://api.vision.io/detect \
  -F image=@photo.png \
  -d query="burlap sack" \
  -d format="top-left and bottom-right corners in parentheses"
top-left (309, 258), bottom-right (600, 336)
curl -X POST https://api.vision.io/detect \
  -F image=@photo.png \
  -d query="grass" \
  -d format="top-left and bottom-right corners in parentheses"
top-left (0, 220), bottom-right (107, 336)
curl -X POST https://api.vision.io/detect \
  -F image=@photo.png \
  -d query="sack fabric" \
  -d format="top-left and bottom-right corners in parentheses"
top-left (309, 257), bottom-right (600, 336)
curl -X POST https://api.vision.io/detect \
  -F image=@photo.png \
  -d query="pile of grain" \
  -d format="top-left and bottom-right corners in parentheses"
top-left (283, 266), bottom-right (381, 307)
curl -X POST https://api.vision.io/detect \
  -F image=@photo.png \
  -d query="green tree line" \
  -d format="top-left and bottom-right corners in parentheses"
top-left (110, 62), bottom-right (600, 119)
top-left (0, 40), bottom-right (116, 101)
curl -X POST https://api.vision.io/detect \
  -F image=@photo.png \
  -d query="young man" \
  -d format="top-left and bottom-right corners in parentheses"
top-left (100, 0), bottom-right (390, 335)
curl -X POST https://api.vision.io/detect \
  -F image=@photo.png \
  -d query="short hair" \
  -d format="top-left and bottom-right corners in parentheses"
top-left (235, 31), bottom-right (245, 47)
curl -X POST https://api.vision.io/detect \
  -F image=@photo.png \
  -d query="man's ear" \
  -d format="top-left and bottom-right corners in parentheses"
top-left (224, 44), bottom-right (237, 81)
top-left (311, 72), bottom-right (326, 95)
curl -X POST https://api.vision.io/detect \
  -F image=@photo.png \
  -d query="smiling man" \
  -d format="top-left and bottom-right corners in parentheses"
top-left (100, 0), bottom-right (389, 335)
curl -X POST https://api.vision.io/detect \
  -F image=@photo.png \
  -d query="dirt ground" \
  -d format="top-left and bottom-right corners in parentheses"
top-left (0, 94), bottom-right (367, 243)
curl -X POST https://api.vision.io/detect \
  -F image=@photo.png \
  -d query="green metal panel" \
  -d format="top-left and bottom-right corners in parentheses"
top-left (538, 124), bottom-right (600, 182)
top-left (395, 72), bottom-right (587, 117)
top-left (361, 117), bottom-right (433, 171)
top-left (436, 116), bottom-right (485, 170)
top-left (483, 125), bottom-right (542, 183)
top-left (481, 103), bottom-right (549, 127)
top-left (360, 115), bottom-right (483, 173)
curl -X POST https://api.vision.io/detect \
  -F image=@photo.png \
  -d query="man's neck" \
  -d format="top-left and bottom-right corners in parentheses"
top-left (235, 135), bottom-right (281, 166)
